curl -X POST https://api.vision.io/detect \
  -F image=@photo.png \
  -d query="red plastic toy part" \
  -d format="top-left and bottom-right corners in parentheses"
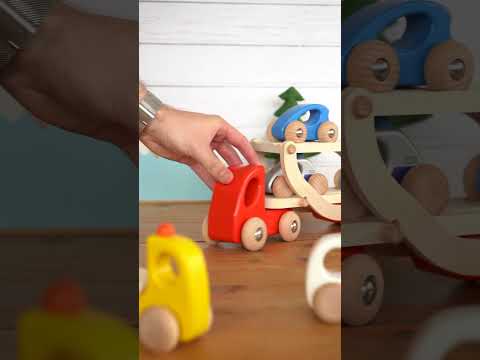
top-left (207, 165), bottom-right (298, 251)
top-left (41, 279), bottom-right (87, 315)
top-left (157, 223), bottom-right (176, 237)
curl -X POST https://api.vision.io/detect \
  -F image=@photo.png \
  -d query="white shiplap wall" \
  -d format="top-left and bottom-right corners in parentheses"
top-left (139, 0), bottom-right (341, 198)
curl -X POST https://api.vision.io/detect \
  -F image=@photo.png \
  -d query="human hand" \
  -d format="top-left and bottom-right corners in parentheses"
top-left (0, 4), bottom-right (138, 162)
top-left (140, 104), bottom-right (261, 188)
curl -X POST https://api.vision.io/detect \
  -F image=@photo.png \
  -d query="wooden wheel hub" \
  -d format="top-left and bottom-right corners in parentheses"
top-left (352, 95), bottom-right (373, 119)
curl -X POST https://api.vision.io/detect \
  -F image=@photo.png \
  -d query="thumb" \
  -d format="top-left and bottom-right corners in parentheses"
top-left (194, 148), bottom-right (233, 185)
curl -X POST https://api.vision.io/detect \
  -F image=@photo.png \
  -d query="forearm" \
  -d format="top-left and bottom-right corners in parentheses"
top-left (1, 3), bottom-right (139, 164)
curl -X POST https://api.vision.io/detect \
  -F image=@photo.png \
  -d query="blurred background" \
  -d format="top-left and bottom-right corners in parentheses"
top-left (397, 0), bottom-right (480, 198)
top-left (0, 0), bottom-right (137, 230)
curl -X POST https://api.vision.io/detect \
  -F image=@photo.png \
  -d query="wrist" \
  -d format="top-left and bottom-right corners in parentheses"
top-left (139, 88), bottom-right (168, 137)
top-left (140, 103), bottom-right (172, 140)
top-left (0, 3), bottom-right (73, 85)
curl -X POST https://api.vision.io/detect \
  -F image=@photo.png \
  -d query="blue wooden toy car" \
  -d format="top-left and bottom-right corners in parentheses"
top-left (342, 0), bottom-right (474, 92)
top-left (270, 104), bottom-right (338, 143)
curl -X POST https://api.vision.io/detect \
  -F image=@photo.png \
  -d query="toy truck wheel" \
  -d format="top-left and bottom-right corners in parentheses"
top-left (140, 306), bottom-right (179, 353)
top-left (464, 154), bottom-right (480, 201)
top-left (313, 283), bottom-right (341, 324)
top-left (334, 169), bottom-right (341, 190)
top-left (202, 216), bottom-right (217, 246)
top-left (207, 307), bottom-right (214, 332)
top-left (308, 173), bottom-right (329, 195)
top-left (342, 254), bottom-right (384, 326)
top-left (400, 164), bottom-right (449, 215)
top-left (346, 40), bottom-right (400, 92)
top-left (285, 121), bottom-right (307, 143)
top-left (272, 175), bottom-right (294, 198)
top-left (425, 40), bottom-right (474, 91)
top-left (278, 211), bottom-right (301, 242)
top-left (317, 121), bottom-right (338, 143)
top-left (241, 217), bottom-right (268, 251)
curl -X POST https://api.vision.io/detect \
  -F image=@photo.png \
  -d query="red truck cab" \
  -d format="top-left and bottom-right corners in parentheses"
top-left (205, 165), bottom-right (301, 251)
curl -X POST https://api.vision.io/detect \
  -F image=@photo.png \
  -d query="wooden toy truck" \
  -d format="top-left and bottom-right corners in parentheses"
top-left (139, 224), bottom-right (212, 353)
top-left (18, 280), bottom-right (137, 360)
top-left (340, 0), bottom-right (479, 326)
top-left (204, 140), bottom-right (341, 251)
top-left (306, 233), bottom-right (341, 324)
top-left (341, 87), bottom-right (480, 326)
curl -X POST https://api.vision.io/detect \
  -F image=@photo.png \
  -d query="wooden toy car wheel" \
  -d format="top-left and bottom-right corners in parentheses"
top-left (313, 283), bottom-right (341, 324)
top-left (285, 121), bottom-right (307, 143)
top-left (346, 40), bottom-right (400, 92)
top-left (202, 216), bottom-right (218, 246)
top-left (308, 173), bottom-right (329, 195)
top-left (401, 164), bottom-right (449, 215)
top-left (272, 175), bottom-right (294, 198)
top-left (278, 211), bottom-right (301, 242)
top-left (241, 217), bottom-right (268, 251)
top-left (342, 254), bottom-right (384, 326)
top-left (464, 154), bottom-right (480, 201)
top-left (425, 40), bottom-right (474, 90)
top-left (317, 121), bottom-right (338, 143)
top-left (140, 306), bottom-right (180, 353)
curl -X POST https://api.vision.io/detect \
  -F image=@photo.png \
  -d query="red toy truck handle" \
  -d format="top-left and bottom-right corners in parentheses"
top-left (207, 165), bottom-right (301, 250)
top-left (208, 165), bottom-right (268, 244)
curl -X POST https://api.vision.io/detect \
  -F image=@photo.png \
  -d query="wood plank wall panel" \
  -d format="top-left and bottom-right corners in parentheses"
top-left (140, 2), bottom-right (340, 46)
top-left (139, 0), bottom-right (341, 199)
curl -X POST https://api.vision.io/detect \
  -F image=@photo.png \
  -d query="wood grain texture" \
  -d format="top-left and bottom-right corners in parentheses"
top-left (139, 203), bottom-right (480, 360)
top-left (139, 202), bottom-right (340, 360)
top-left (252, 138), bottom-right (341, 153)
top-left (140, 45), bottom-right (340, 87)
top-left (139, 201), bottom-right (339, 247)
top-left (140, 2), bottom-right (339, 46)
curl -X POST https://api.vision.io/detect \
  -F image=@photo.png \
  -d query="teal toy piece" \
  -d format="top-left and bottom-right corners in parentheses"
top-left (342, 0), bottom-right (453, 87)
top-left (271, 104), bottom-right (330, 142)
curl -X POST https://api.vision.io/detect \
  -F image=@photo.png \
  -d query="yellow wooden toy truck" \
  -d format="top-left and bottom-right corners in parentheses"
top-left (17, 280), bottom-right (137, 360)
top-left (139, 223), bottom-right (212, 353)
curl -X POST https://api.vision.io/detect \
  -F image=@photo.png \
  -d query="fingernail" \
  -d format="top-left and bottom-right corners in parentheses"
top-left (221, 169), bottom-right (234, 184)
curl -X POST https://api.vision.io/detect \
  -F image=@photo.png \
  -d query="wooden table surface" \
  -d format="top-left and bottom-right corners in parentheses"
top-left (140, 202), bottom-right (341, 360)
top-left (141, 202), bottom-right (480, 360)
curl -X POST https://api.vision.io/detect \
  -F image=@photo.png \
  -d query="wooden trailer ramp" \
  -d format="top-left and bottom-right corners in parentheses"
top-left (342, 87), bottom-right (480, 277)
top-left (252, 139), bottom-right (341, 222)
